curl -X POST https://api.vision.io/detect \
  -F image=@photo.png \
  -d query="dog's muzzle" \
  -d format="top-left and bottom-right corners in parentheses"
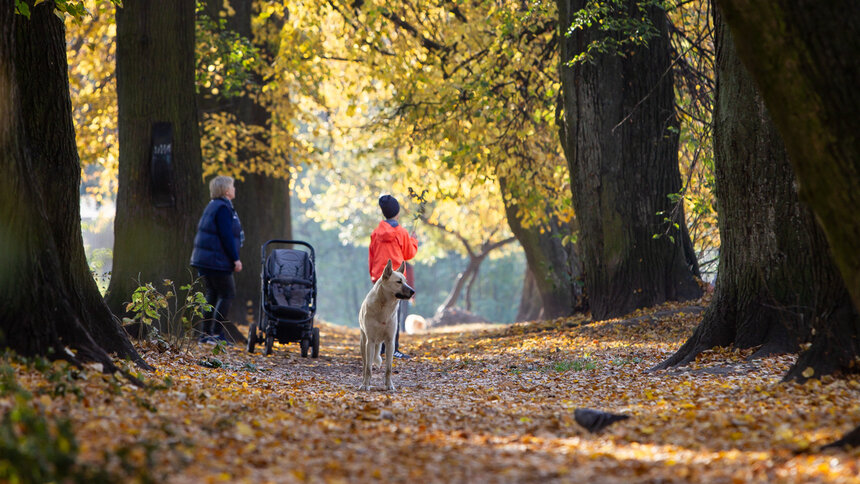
top-left (396, 284), bottom-right (415, 300)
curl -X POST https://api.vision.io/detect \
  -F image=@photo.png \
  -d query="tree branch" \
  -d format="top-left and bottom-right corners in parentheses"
top-left (419, 214), bottom-right (476, 258)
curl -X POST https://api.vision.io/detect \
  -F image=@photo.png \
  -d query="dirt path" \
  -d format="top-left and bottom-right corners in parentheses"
top-left (7, 299), bottom-right (859, 483)
top-left (161, 305), bottom-right (858, 483)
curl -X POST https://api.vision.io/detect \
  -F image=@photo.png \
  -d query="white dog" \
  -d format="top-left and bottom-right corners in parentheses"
top-left (358, 260), bottom-right (415, 391)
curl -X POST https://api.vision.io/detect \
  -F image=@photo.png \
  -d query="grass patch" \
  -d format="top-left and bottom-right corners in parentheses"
top-left (550, 358), bottom-right (597, 372)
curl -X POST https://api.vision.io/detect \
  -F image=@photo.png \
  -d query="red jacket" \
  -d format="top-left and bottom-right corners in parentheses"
top-left (369, 220), bottom-right (418, 282)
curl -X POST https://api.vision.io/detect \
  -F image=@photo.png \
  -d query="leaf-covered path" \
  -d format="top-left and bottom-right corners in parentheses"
top-left (6, 298), bottom-right (860, 483)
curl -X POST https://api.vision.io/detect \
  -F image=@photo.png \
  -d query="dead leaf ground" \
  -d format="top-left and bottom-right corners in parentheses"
top-left (4, 297), bottom-right (860, 483)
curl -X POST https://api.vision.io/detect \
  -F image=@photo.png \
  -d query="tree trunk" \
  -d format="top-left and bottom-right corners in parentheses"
top-left (516, 269), bottom-right (544, 322)
top-left (0, 1), bottom-right (143, 368)
top-left (654, 10), bottom-right (860, 380)
top-left (437, 256), bottom-right (484, 315)
top-left (232, 174), bottom-right (291, 324)
top-left (715, 0), bottom-right (860, 316)
top-left (199, 0), bottom-right (291, 325)
top-left (106, 0), bottom-right (206, 318)
top-left (500, 177), bottom-right (584, 319)
top-left (556, 0), bottom-right (701, 321)
top-left (434, 238), bottom-right (516, 316)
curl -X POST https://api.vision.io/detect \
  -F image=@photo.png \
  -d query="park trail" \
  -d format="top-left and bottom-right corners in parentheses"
top-left (7, 294), bottom-right (860, 483)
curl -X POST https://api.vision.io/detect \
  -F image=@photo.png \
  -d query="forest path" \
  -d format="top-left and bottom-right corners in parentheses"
top-left (7, 296), bottom-right (859, 483)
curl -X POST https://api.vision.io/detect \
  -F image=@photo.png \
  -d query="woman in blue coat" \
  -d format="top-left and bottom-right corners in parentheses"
top-left (190, 175), bottom-right (244, 342)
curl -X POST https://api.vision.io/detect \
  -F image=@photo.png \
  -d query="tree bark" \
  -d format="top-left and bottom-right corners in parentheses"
top-left (715, 0), bottom-right (860, 315)
top-left (654, 9), bottom-right (860, 380)
top-left (106, 0), bottom-right (206, 318)
top-left (232, 175), bottom-right (291, 323)
top-left (199, 0), bottom-right (291, 325)
top-left (500, 177), bottom-right (585, 319)
top-left (0, 1), bottom-right (143, 368)
top-left (556, 0), bottom-right (701, 321)
top-left (516, 269), bottom-right (544, 322)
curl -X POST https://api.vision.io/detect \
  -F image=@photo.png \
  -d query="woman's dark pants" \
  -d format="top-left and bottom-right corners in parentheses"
top-left (202, 272), bottom-right (235, 338)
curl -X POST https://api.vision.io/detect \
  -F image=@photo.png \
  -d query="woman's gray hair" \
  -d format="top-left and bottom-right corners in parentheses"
top-left (209, 175), bottom-right (234, 199)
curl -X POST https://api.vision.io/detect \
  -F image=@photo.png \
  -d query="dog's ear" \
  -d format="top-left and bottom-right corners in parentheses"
top-left (382, 259), bottom-right (393, 279)
top-left (397, 261), bottom-right (406, 274)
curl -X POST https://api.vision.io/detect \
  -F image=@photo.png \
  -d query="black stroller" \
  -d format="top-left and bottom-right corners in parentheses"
top-left (248, 240), bottom-right (320, 357)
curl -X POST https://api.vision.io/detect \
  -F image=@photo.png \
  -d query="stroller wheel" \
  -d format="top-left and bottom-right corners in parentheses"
top-left (311, 327), bottom-right (320, 358)
top-left (247, 322), bottom-right (258, 353)
top-left (300, 337), bottom-right (310, 358)
top-left (264, 332), bottom-right (274, 356)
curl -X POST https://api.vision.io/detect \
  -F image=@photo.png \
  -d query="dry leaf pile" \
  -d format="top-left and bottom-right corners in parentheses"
top-left (3, 297), bottom-right (859, 483)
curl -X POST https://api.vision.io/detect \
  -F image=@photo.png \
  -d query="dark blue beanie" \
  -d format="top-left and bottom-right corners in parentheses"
top-left (379, 195), bottom-right (400, 219)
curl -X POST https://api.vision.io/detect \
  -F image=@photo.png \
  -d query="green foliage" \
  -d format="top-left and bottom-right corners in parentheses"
top-left (195, 6), bottom-right (263, 99)
top-left (16, 0), bottom-right (120, 20)
top-left (124, 277), bottom-right (212, 351)
top-left (565, 0), bottom-right (663, 65)
top-left (197, 357), bottom-right (223, 369)
top-left (211, 340), bottom-right (227, 356)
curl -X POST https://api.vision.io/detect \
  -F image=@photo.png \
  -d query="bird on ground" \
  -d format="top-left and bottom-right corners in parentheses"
top-left (574, 408), bottom-right (630, 433)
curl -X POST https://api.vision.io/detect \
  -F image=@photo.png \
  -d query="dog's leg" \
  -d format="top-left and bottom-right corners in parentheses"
top-left (359, 331), bottom-right (371, 391)
top-left (373, 342), bottom-right (382, 368)
top-left (383, 335), bottom-right (396, 391)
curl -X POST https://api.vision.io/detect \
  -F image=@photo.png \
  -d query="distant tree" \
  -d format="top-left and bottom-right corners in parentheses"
top-left (65, 1), bottom-right (118, 201)
top-left (422, 216), bottom-right (516, 316)
top-left (714, 0), bottom-right (860, 378)
top-left (198, 0), bottom-right (291, 325)
top-left (0, 1), bottom-right (144, 368)
top-left (516, 270), bottom-right (544, 322)
top-left (501, 176), bottom-right (584, 319)
top-left (105, 0), bottom-right (206, 318)
top-left (274, 1), bottom-right (581, 320)
top-left (556, 0), bottom-right (702, 320)
top-left (654, 11), bottom-right (860, 380)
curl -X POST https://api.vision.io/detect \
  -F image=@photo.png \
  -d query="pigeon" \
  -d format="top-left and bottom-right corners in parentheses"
top-left (574, 408), bottom-right (630, 433)
top-left (821, 424), bottom-right (860, 450)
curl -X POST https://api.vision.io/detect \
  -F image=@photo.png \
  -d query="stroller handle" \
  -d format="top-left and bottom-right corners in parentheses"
top-left (261, 239), bottom-right (315, 264)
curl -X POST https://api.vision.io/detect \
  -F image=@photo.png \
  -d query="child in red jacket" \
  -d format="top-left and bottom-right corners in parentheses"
top-left (369, 194), bottom-right (418, 358)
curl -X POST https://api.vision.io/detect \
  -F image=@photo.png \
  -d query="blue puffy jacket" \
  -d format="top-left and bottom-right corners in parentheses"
top-left (190, 197), bottom-right (244, 272)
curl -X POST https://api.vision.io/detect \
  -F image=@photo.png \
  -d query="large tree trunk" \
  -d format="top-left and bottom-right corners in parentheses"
top-left (500, 177), bottom-right (584, 319)
top-left (715, 0), bottom-right (860, 316)
top-left (199, 0), bottom-right (291, 325)
top-left (655, 10), bottom-right (860, 380)
top-left (713, 1), bottom-right (860, 380)
top-left (556, 0), bottom-right (701, 321)
top-left (0, 1), bottom-right (143, 368)
top-left (106, 0), bottom-right (205, 318)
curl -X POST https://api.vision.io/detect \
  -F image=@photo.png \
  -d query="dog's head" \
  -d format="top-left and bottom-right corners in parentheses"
top-left (381, 260), bottom-right (416, 300)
